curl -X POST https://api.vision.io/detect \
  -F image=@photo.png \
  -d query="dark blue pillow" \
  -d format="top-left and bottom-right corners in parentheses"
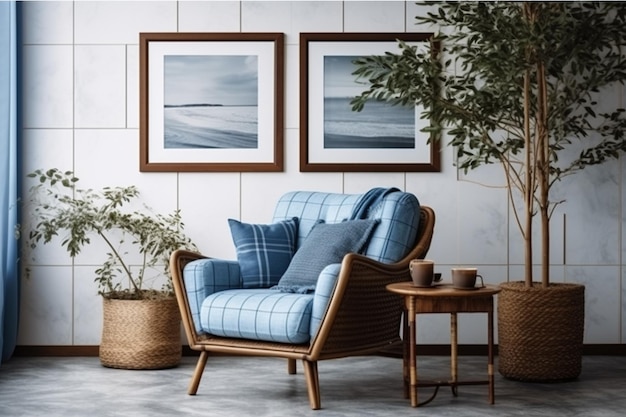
top-left (228, 217), bottom-right (298, 288)
top-left (274, 218), bottom-right (379, 293)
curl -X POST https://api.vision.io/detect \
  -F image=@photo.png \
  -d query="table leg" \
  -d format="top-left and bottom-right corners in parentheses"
top-left (450, 312), bottom-right (458, 396)
top-left (488, 303), bottom-right (495, 404)
top-left (408, 296), bottom-right (418, 407)
top-left (402, 308), bottom-right (409, 399)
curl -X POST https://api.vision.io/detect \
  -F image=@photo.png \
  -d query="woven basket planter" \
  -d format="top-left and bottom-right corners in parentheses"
top-left (100, 297), bottom-right (182, 370)
top-left (497, 281), bottom-right (585, 381)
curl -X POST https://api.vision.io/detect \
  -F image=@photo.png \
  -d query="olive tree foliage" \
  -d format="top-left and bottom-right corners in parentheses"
top-left (351, 2), bottom-right (626, 287)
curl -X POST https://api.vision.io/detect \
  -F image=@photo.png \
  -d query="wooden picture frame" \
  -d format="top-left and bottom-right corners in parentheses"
top-left (140, 32), bottom-right (284, 172)
top-left (300, 32), bottom-right (439, 172)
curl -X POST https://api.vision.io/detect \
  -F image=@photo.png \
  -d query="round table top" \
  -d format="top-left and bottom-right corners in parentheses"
top-left (386, 281), bottom-right (501, 297)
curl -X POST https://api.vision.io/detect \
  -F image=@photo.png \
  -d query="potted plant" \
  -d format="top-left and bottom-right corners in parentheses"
top-left (351, 2), bottom-right (626, 381)
top-left (23, 168), bottom-right (197, 369)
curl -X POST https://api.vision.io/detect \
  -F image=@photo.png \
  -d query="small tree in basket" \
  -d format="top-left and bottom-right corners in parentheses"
top-left (24, 168), bottom-right (197, 300)
top-left (351, 2), bottom-right (626, 381)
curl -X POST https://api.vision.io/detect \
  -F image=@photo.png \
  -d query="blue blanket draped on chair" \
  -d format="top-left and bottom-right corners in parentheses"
top-left (349, 187), bottom-right (400, 220)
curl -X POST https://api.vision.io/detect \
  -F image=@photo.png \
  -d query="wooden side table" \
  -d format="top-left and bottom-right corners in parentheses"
top-left (386, 282), bottom-right (501, 408)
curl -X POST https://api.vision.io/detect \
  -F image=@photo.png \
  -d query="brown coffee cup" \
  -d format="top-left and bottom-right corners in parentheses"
top-left (451, 267), bottom-right (484, 289)
top-left (409, 259), bottom-right (435, 287)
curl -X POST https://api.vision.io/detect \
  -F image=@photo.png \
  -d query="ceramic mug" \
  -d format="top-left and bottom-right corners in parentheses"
top-left (409, 259), bottom-right (435, 287)
top-left (451, 267), bottom-right (484, 289)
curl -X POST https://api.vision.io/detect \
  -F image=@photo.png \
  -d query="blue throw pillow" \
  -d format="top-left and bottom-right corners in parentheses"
top-left (228, 217), bottom-right (298, 288)
top-left (273, 219), bottom-right (379, 293)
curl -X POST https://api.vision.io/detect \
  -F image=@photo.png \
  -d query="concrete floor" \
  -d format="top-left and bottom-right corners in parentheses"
top-left (0, 355), bottom-right (624, 417)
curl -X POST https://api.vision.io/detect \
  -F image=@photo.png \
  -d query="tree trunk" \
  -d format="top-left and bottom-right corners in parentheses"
top-left (536, 60), bottom-right (550, 288)
top-left (523, 67), bottom-right (533, 288)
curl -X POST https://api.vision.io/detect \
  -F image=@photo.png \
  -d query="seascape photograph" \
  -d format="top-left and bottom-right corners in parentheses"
top-left (163, 55), bottom-right (259, 149)
top-left (323, 55), bottom-right (415, 149)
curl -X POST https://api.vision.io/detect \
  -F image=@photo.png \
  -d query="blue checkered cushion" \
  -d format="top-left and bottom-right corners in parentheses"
top-left (200, 289), bottom-right (313, 344)
top-left (274, 219), bottom-right (378, 293)
top-left (272, 190), bottom-right (420, 264)
top-left (228, 217), bottom-right (298, 288)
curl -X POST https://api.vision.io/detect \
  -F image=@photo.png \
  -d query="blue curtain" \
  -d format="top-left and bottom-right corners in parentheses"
top-left (0, 1), bottom-right (19, 363)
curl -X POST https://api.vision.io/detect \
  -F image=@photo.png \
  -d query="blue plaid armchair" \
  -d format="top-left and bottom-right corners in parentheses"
top-left (170, 189), bottom-right (435, 410)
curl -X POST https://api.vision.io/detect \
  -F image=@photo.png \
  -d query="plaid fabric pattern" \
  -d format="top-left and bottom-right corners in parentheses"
top-left (200, 289), bottom-right (314, 344)
top-left (185, 189), bottom-right (421, 341)
top-left (183, 259), bottom-right (242, 334)
top-left (309, 263), bottom-right (341, 339)
top-left (362, 191), bottom-right (420, 263)
top-left (273, 190), bottom-right (420, 264)
top-left (228, 217), bottom-right (298, 288)
top-left (272, 192), bottom-right (359, 248)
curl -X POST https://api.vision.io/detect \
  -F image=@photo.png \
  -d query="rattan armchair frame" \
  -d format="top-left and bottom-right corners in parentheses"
top-left (170, 206), bottom-right (435, 410)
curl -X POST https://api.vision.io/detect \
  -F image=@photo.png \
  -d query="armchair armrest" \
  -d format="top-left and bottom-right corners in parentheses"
top-left (183, 257), bottom-right (242, 332)
top-left (310, 263), bottom-right (342, 339)
top-left (310, 252), bottom-right (409, 358)
top-left (170, 249), bottom-right (242, 340)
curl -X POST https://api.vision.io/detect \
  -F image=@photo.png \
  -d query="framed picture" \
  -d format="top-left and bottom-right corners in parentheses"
top-left (140, 32), bottom-right (284, 172)
top-left (300, 32), bottom-right (440, 172)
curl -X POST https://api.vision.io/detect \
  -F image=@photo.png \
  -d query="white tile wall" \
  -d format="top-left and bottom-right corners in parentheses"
top-left (284, 43), bottom-right (300, 130)
top-left (74, 129), bottom-right (179, 214)
top-left (406, 1), bottom-right (439, 33)
top-left (568, 266), bottom-right (621, 344)
top-left (178, 1), bottom-right (241, 32)
top-left (75, 45), bottom-right (127, 128)
top-left (178, 172), bottom-right (242, 258)
top-left (18, 266), bottom-right (74, 345)
top-left (291, 1), bottom-right (343, 33)
top-left (126, 45), bottom-right (139, 129)
top-left (73, 266), bottom-right (104, 345)
top-left (21, 45), bottom-right (74, 128)
top-left (343, 1), bottom-right (406, 32)
top-left (21, 1), bottom-right (73, 45)
top-left (563, 161), bottom-right (621, 265)
top-left (18, 1), bottom-right (625, 347)
top-left (21, 129), bottom-right (75, 266)
top-left (242, 1), bottom-right (294, 35)
top-left (623, 156), bottom-right (626, 344)
top-left (74, 1), bottom-right (177, 44)
top-left (622, 267), bottom-right (626, 344)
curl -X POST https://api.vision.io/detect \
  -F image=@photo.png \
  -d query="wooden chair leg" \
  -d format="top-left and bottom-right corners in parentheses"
top-left (302, 360), bottom-right (321, 410)
top-left (287, 358), bottom-right (297, 374)
top-left (188, 351), bottom-right (209, 395)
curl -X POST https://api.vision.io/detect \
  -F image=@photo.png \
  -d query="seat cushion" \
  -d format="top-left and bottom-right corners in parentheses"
top-left (273, 218), bottom-right (379, 293)
top-left (228, 217), bottom-right (298, 288)
top-left (200, 289), bottom-right (314, 344)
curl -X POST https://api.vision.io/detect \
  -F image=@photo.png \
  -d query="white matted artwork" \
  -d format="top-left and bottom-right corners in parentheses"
top-left (140, 32), bottom-right (284, 172)
top-left (300, 32), bottom-right (439, 172)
